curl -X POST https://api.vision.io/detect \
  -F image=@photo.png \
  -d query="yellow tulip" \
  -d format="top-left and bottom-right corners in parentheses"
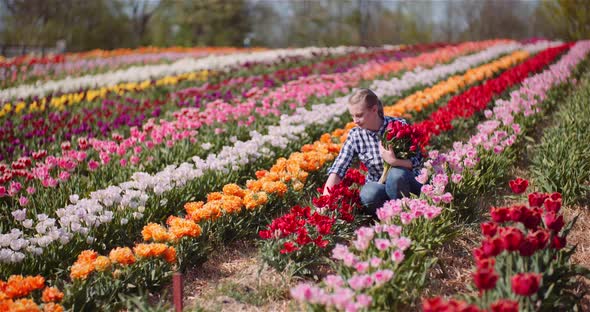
top-left (15, 102), bottom-right (26, 114)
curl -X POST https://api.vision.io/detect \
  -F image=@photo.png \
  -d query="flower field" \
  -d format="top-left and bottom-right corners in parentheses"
top-left (0, 40), bottom-right (589, 311)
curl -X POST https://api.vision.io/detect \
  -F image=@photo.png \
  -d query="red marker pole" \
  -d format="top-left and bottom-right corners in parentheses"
top-left (173, 272), bottom-right (183, 312)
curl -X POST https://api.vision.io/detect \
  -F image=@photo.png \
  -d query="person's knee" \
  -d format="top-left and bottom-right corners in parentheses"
top-left (385, 167), bottom-right (409, 190)
top-left (387, 167), bottom-right (407, 183)
top-left (385, 167), bottom-right (411, 197)
top-left (360, 183), bottom-right (381, 205)
top-left (360, 183), bottom-right (386, 217)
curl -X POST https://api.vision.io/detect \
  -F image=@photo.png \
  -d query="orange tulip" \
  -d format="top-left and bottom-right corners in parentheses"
top-left (43, 302), bottom-right (64, 312)
top-left (93, 256), bottom-right (112, 272)
top-left (70, 262), bottom-right (95, 280)
top-left (142, 223), bottom-right (172, 242)
top-left (41, 287), bottom-right (64, 303)
top-left (167, 216), bottom-right (202, 239)
top-left (108, 247), bottom-right (136, 266)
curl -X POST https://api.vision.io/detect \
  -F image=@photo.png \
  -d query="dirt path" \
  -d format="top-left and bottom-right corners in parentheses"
top-left (177, 240), bottom-right (303, 312)
top-left (563, 205), bottom-right (590, 310)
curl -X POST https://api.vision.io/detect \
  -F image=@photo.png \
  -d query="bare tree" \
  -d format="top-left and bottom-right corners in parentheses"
top-left (127, 0), bottom-right (159, 45)
top-left (358, 0), bottom-right (369, 46)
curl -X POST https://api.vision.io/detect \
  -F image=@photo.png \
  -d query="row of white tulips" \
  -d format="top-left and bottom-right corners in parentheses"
top-left (0, 46), bottom-right (374, 102)
top-left (1, 51), bottom-right (219, 80)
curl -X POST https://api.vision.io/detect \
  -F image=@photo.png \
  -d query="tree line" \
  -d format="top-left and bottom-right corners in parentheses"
top-left (0, 0), bottom-right (588, 52)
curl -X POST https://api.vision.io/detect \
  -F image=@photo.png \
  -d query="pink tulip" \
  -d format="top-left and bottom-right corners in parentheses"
top-left (18, 196), bottom-right (29, 207)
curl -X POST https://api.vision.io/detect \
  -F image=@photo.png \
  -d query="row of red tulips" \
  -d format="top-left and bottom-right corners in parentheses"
top-left (415, 43), bottom-right (571, 145)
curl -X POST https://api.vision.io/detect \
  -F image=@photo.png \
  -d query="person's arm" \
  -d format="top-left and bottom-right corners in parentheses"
top-left (323, 173), bottom-right (342, 195)
top-left (380, 143), bottom-right (413, 170)
top-left (324, 132), bottom-right (356, 195)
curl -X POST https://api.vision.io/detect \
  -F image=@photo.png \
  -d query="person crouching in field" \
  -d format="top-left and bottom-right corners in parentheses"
top-left (323, 88), bottom-right (423, 216)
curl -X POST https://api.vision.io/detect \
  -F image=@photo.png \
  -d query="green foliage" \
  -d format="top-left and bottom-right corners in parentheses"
top-left (214, 280), bottom-right (289, 307)
top-left (531, 73), bottom-right (590, 205)
top-left (119, 291), bottom-right (172, 312)
top-left (3, 0), bottom-right (569, 52)
top-left (539, 0), bottom-right (590, 41)
top-left (150, 0), bottom-right (250, 47)
top-left (0, 0), bottom-right (135, 51)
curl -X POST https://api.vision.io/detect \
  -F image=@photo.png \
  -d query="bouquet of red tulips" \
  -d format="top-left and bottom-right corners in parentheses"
top-left (379, 120), bottom-right (423, 183)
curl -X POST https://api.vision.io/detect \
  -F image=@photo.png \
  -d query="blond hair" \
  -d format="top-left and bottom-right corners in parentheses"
top-left (348, 88), bottom-right (384, 118)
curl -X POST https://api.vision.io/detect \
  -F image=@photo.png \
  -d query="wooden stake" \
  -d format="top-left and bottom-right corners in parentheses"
top-left (173, 272), bottom-right (183, 312)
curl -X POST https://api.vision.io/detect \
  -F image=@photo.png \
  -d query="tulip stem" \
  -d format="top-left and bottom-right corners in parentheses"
top-left (378, 163), bottom-right (390, 184)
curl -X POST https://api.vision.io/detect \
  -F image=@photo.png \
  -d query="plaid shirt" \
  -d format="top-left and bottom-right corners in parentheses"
top-left (328, 116), bottom-right (423, 182)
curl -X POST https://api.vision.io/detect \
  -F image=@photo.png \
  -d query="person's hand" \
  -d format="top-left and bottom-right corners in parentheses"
top-left (380, 142), bottom-right (397, 165)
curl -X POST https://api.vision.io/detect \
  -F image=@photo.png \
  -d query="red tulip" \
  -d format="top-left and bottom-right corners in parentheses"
top-left (543, 212), bottom-right (564, 232)
top-left (473, 247), bottom-right (486, 262)
top-left (490, 299), bottom-right (519, 312)
top-left (551, 235), bottom-right (567, 250)
top-left (344, 168), bottom-right (365, 185)
top-left (359, 163), bottom-right (368, 172)
top-left (476, 257), bottom-right (495, 270)
top-left (481, 237), bottom-right (505, 257)
top-left (422, 297), bottom-right (445, 312)
top-left (473, 267), bottom-right (499, 291)
top-left (522, 208), bottom-right (542, 230)
top-left (423, 297), bottom-right (481, 312)
top-left (481, 221), bottom-right (498, 237)
top-left (509, 178), bottom-right (529, 194)
top-left (312, 195), bottom-right (330, 208)
top-left (501, 227), bottom-right (524, 251)
top-left (296, 232), bottom-right (312, 246)
top-left (314, 236), bottom-right (329, 248)
top-left (511, 272), bottom-right (541, 296)
top-left (530, 229), bottom-right (550, 250)
top-left (491, 207), bottom-right (510, 223)
top-left (544, 194), bottom-right (562, 213)
top-left (549, 192), bottom-right (562, 201)
top-left (518, 236), bottom-right (538, 257)
top-left (280, 242), bottom-right (299, 254)
top-left (259, 230), bottom-right (272, 240)
top-left (291, 205), bottom-right (311, 218)
top-left (508, 205), bottom-right (528, 223)
top-left (528, 192), bottom-right (548, 207)
top-left (340, 212), bottom-right (354, 223)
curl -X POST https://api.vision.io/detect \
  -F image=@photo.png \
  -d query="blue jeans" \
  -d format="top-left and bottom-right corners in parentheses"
top-left (359, 167), bottom-right (422, 216)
